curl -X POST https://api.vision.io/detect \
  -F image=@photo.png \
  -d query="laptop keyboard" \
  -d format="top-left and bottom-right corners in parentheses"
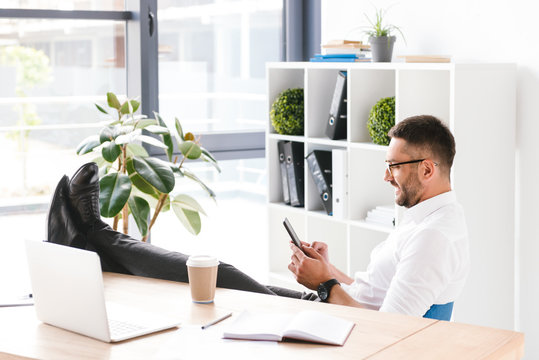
top-left (109, 318), bottom-right (148, 337)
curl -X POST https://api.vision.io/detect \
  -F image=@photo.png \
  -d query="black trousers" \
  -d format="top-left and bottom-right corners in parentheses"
top-left (86, 221), bottom-right (319, 301)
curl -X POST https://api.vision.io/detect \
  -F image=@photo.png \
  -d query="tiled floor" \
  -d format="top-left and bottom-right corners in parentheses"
top-left (1, 193), bottom-right (270, 298)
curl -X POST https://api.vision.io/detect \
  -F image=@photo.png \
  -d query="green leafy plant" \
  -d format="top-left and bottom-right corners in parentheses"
top-left (76, 92), bottom-right (220, 241)
top-left (362, 7), bottom-right (405, 41)
top-left (270, 88), bottom-right (304, 135)
top-left (367, 96), bottom-right (395, 146)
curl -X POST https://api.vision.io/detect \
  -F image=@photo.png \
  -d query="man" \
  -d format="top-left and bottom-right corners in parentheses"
top-left (46, 115), bottom-right (468, 317)
top-left (288, 115), bottom-right (469, 317)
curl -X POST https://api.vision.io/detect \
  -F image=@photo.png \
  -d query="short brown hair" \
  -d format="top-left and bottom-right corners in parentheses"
top-left (388, 115), bottom-right (455, 177)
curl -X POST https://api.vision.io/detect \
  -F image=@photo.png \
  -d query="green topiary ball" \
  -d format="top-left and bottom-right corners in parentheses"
top-left (270, 88), bottom-right (304, 135)
top-left (367, 96), bottom-right (395, 145)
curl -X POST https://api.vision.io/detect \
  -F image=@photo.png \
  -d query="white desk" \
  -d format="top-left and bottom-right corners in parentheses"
top-left (0, 273), bottom-right (525, 359)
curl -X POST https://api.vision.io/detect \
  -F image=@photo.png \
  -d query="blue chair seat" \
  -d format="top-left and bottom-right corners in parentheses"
top-left (423, 302), bottom-right (454, 321)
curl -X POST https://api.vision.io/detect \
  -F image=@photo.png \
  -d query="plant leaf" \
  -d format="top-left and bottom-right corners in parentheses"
top-left (115, 129), bottom-right (141, 145)
top-left (144, 125), bottom-right (170, 135)
top-left (99, 127), bottom-right (115, 143)
top-left (126, 158), bottom-right (159, 196)
top-left (134, 134), bottom-right (169, 149)
top-left (155, 112), bottom-right (174, 161)
top-left (95, 103), bottom-right (109, 114)
top-left (134, 118), bottom-right (157, 129)
top-left (181, 168), bottom-right (216, 199)
top-left (178, 141), bottom-right (202, 159)
top-left (101, 141), bottom-right (122, 162)
top-left (132, 156), bottom-right (175, 193)
top-left (99, 172), bottom-right (132, 217)
top-left (161, 195), bottom-right (171, 213)
top-left (172, 205), bottom-right (201, 235)
top-left (169, 163), bottom-right (183, 176)
top-left (171, 194), bottom-right (206, 215)
top-left (76, 135), bottom-right (100, 155)
top-left (122, 114), bottom-right (148, 125)
top-left (128, 196), bottom-right (150, 236)
top-left (120, 100), bottom-right (133, 115)
top-left (200, 146), bottom-right (221, 173)
top-left (126, 143), bottom-right (149, 157)
top-left (107, 92), bottom-right (121, 110)
top-left (175, 117), bottom-right (185, 141)
top-left (130, 99), bottom-right (140, 113)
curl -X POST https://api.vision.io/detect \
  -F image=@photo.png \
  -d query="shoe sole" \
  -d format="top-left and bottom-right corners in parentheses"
top-left (47, 175), bottom-right (69, 242)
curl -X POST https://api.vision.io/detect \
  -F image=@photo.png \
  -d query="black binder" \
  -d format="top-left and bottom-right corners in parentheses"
top-left (277, 141), bottom-right (290, 204)
top-left (325, 71), bottom-right (347, 140)
top-left (284, 141), bottom-right (304, 207)
top-left (306, 150), bottom-right (333, 215)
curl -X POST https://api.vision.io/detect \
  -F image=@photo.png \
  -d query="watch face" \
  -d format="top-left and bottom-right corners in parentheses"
top-left (318, 284), bottom-right (328, 301)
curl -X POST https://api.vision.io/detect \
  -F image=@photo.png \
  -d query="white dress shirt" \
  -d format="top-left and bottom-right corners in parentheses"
top-left (341, 191), bottom-right (470, 317)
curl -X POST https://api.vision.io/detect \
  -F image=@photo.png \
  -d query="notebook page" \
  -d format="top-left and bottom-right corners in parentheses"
top-left (222, 311), bottom-right (291, 341)
top-left (283, 310), bottom-right (354, 345)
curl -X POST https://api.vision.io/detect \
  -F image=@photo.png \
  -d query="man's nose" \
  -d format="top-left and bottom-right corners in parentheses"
top-left (384, 167), bottom-right (393, 182)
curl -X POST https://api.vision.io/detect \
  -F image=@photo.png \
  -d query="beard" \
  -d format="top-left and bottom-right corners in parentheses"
top-left (393, 172), bottom-right (423, 208)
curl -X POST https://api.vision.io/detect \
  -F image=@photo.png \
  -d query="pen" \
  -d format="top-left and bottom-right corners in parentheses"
top-left (201, 312), bottom-right (233, 329)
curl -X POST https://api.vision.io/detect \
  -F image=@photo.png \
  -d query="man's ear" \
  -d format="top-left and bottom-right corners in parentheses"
top-left (420, 159), bottom-right (436, 181)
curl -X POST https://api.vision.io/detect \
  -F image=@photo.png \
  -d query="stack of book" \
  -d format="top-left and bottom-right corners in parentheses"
top-left (365, 205), bottom-right (395, 228)
top-left (310, 54), bottom-right (370, 63)
top-left (315, 39), bottom-right (371, 62)
top-left (397, 55), bottom-right (451, 63)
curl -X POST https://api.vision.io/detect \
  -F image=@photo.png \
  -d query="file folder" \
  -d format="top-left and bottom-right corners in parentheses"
top-left (332, 149), bottom-right (348, 219)
top-left (284, 141), bottom-right (304, 207)
top-left (325, 71), bottom-right (347, 140)
top-left (277, 141), bottom-right (290, 204)
top-left (306, 150), bottom-right (332, 215)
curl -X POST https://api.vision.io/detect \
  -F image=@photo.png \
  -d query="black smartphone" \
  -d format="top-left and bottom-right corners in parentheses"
top-left (283, 217), bottom-right (305, 253)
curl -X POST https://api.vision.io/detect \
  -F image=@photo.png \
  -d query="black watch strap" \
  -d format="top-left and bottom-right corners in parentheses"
top-left (317, 278), bottom-right (340, 302)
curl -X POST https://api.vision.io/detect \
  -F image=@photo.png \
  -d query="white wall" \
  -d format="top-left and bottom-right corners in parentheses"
top-left (322, 0), bottom-right (538, 358)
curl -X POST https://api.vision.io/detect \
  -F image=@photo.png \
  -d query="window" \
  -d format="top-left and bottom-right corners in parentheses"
top-left (0, 16), bottom-right (126, 202)
top-left (157, 0), bottom-right (283, 134)
top-left (0, 1), bottom-right (291, 285)
top-left (1, 0), bottom-right (124, 11)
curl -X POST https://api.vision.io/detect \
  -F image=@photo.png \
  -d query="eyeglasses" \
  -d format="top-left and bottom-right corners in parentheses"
top-left (385, 159), bottom-right (426, 176)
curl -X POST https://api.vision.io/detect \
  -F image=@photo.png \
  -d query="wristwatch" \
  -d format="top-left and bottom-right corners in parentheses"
top-left (317, 278), bottom-right (340, 302)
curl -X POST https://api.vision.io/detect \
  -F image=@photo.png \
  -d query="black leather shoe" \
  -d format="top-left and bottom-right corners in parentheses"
top-left (68, 162), bottom-right (101, 230)
top-left (47, 175), bottom-right (87, 248)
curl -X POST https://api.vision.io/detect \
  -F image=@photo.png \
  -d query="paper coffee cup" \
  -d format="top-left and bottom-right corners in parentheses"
top-left (186, 255), bottom-right (219, 303)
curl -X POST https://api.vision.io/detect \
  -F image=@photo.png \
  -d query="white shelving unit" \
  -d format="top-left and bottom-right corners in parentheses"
top-left (266, 62), bottom-right (516, 329)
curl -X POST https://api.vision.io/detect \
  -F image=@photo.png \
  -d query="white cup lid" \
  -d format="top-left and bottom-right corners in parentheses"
top-left (187, 255), bottom-right (219, 267)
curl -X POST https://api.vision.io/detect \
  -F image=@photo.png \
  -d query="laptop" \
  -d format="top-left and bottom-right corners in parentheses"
top-left (25, 240), bottom-right (181, 342)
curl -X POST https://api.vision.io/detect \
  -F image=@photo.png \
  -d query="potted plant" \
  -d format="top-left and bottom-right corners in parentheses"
top-left (363, 7), bottom-right (405, 62)
top-left (270, 88), bottom-right (304, 135)
top-left (76, 92), bottom-right (220, 241)
top-left (367, 96), bottom-right (395, 145)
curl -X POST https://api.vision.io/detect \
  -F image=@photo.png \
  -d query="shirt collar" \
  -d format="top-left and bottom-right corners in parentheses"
top-left (402, 190), bottom-right (457, 224)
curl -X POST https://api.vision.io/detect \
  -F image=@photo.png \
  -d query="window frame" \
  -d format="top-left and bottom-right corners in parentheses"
top-left (0, 0), bottom-right (319, 161)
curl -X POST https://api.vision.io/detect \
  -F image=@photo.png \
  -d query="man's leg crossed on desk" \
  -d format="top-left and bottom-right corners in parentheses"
top-left (47, 162), bottom-right (319, 301)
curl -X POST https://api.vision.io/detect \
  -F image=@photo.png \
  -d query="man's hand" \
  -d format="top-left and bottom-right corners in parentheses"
top-left (310, 241), bottom-right (329, 263)
top-left (288, 243), bottom-right (333, 290)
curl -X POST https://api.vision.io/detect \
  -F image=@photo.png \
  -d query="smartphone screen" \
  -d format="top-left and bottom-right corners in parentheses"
top-left (283, 217), bottom-right (305, 253)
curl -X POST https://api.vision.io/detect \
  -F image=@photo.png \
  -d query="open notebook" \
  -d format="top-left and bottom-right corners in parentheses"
top-left (25, 240), bottom-right (180, 342)
top-left (222, 310), bottom-right (354, 346)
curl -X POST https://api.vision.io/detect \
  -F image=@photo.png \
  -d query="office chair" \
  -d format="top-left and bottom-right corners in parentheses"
top-left (423, 302), bottom-right (454, 321)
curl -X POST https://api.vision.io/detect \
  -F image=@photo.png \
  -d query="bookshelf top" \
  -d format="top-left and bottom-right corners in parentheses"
top-left (266, 61), bottom-right (516, 72)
